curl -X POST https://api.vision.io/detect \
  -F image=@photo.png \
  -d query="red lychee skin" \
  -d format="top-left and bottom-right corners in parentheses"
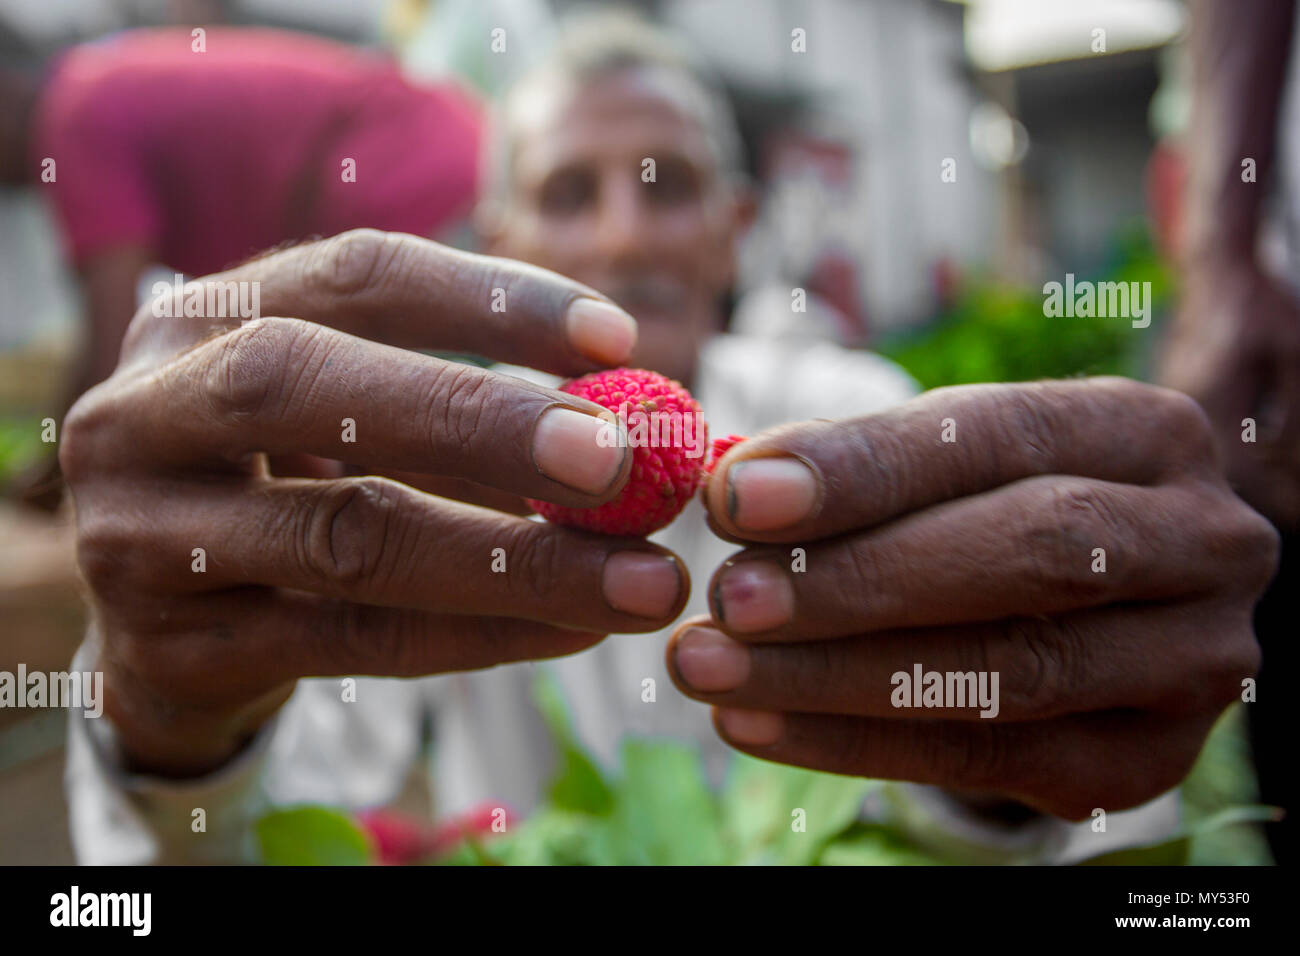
top-left (705, 434), bottom-right (748, 475)
top-left (528, 368), bottom-right (707, 537)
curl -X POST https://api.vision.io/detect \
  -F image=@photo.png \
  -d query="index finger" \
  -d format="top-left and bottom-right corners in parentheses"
top-left (704, 378), bottom-right (1216, 542)
top-left (122, 229), bottom-right (638, 377)
top-left (101, 319), bottom-right (633, 507)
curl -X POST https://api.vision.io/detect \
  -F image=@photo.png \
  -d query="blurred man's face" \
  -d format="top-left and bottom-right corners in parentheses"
top-left (488, 67), bottom-right (742, 385)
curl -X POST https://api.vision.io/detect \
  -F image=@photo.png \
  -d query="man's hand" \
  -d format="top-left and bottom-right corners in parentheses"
top-left (1159, 261), bottom-right (1300, 531)
top-left (667, 378), bottom-right (1278, 820)
top-left (62, 229), bottom-right (688, 778)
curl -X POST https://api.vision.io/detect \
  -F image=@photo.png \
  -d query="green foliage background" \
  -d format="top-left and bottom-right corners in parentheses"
top-left (878, 225), bottom-right (1172, 389)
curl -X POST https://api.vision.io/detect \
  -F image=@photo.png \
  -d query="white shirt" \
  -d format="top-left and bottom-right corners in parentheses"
top-left (65, 334), bottom-right (1178, 864)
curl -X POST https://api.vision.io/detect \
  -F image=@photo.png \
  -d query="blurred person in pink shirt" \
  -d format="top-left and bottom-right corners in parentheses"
top-left (1, 27), bottom-right (481, 507)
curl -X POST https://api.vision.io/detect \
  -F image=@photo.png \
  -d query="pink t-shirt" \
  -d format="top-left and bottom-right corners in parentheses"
top-left (33, 28), bottom-right (482, 275)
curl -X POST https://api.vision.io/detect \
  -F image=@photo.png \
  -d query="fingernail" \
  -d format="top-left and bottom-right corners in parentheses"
top-left (727, 458), bottom-right (818, 531)
top-left (713, 561), bottom-right (793, 633)
top-left (532, 406), bottom-right (626, 494)
top-left (566, 298), bottom-right (638, 365)
top-left (603, 551), bottom-right (682, 618)
top-left (718, 708), bottom-right (783, 746)
top-left (674, 627), bottom-right (750, 692)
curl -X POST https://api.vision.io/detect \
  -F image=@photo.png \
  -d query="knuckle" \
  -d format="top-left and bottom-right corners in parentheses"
top-left (76, 512), bottom-right (142, 597)
top-left (839, 542), bottom-right (887, 627)
top-left (1153, 386), bottom-right (1216, 466)
top-left (998, 618), bottom-right (1069, 719)
top-left (996, 387), bottom-right (1061, 473)
top-left (77, 537), bottom-right (127, 597)
top-left (302, 477), bottom-right (399, 591)
top-left (839, 417), bottom-right (913, 518)
top-left (1193, 485), bottom-right (1282, 595)
top-left (58, 392), bottom-right (113, 485)
top-left (425, 363), bottom-right (495, 460)
top-left (273, 323), bottom-right (342, 432)
top-left (307, 229), bottom-right (401, 298)
top-left (1027, 481), bottom-right (1119, 604)
top-left (507, 523), bottom-right (566, 603)
top-left (1190, 624), bottom-right (1260, 713)
top-left (201, 318), bottom-right (308, 422)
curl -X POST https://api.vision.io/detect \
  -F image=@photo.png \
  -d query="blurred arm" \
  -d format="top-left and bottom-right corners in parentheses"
top-left (64, 244), bottom-right (155, 412)
top-left (1160, 0), bottom-right (1300, 530)
top-left (1182, 0), bottom-right (1296, 266)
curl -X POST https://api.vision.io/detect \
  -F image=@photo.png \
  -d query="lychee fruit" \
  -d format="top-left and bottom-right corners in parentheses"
top-left (528, 368), bottom-right (707, 536)
top-left (705, 434), bottom-right (748, 475)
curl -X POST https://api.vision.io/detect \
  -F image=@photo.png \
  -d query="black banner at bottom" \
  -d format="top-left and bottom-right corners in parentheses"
top-left (2, 864), bottom-right (1280, 942)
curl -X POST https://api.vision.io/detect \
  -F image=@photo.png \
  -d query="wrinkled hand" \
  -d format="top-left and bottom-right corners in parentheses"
top-left (1159, 261), bottom-right (1300, 531)
top-left (668, 379), bottom-right (1278, 819)
top-left (62, 230), bottom-right (688, 777)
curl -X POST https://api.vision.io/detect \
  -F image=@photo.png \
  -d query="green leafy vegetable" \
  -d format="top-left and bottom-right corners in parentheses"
top-left (256, 806), bottom-right (373, 866)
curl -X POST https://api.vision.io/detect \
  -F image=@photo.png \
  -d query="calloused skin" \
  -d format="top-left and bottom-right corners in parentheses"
top-left (666, 378), bottom-right (1278, 820)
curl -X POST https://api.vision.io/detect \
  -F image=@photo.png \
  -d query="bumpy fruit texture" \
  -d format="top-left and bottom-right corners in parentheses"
top-left (705, 434), bottom-right (748, 475)
top-left (528, 368), bottom-right (707, 537)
